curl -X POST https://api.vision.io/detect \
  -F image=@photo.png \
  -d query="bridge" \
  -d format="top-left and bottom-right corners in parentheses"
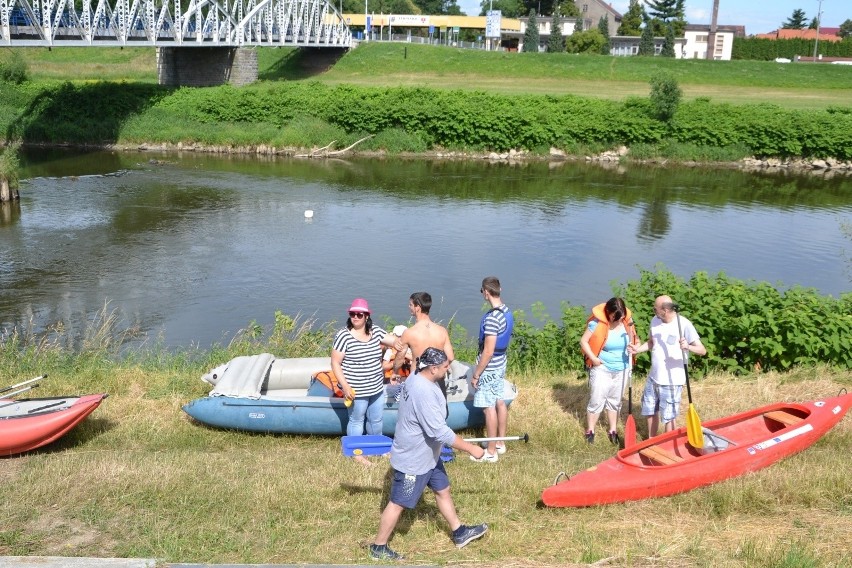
top-left (0, 0), bottom-right (351, 47)
top-left (1, 0), bottom-right (352, 85)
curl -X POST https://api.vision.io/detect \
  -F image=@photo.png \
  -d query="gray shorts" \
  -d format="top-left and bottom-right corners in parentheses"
top-left (641, 381), bottom-right (682, 423)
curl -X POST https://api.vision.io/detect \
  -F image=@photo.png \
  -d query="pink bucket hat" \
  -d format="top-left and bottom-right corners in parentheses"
top-left (348, 298), bottom-right (371, 314)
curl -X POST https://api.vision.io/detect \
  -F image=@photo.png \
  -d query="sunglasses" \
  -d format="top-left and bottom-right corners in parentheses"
top-left (348, 311), bottom-right (367, 319)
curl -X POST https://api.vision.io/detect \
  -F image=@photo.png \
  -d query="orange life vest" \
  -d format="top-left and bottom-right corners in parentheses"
top-left (584, 303), bottom-right (637, 368)
top-left (383, 348), bottom-right (411, 380)
top-left (313, 370), bottom-right (344, 397)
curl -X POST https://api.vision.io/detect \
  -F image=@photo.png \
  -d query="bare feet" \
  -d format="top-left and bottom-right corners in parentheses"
top-left (353, 455), bottom-right (374, 467)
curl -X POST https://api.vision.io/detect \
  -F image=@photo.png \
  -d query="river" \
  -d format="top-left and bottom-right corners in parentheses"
top-left (1, 148), bottom-right (850, 350)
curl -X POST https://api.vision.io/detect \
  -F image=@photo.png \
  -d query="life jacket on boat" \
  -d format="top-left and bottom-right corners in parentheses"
top-left (312, 370), bottom-right (344, 398)
top-left (584, 303), bottom-right (638, 368)
top-left (383, 348), bottom-right (411, 380)
top-left (478, 306), bottom-right (514, 355)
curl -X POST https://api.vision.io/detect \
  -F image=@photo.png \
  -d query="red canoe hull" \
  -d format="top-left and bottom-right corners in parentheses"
top-left (0, 394), bottom-right (108, 456)
top-left (542, 393), bottom-right (852, 507)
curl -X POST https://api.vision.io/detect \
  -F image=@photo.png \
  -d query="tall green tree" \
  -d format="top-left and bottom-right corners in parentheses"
top-left (597, 15), bottom-right (611, 54)
top-left (618, 0), bottom-right (644, 36)
top-left (782, 9), bottom-right (808, 29)
top-left (548, 9), bottom-right (565, 52)
top-left (661, 22), bottom-right (676, 56)
top-left (638, 16), bottom-right (656, 55)
top-left (477, 0), bottom-right (523, 17)
top-left (561, 1), bottom-right (580, 17)
top-left (840, 19), bottom-right (852, 38)
top-left (808, 16), bottom-right (820, 30)
top-left (644, 0), bottom-right (685, 36)
top-left (523, 9), bottom-right (540, 52)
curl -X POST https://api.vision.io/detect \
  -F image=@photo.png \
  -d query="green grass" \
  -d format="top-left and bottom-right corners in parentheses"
top-left (1, 317), bottom-right (851, 566)
top-left (8, 42), bottom-right (852, 110)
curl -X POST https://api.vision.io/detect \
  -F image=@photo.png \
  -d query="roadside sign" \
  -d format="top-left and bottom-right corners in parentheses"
top-left (486, 10), bottom-right (502, 39)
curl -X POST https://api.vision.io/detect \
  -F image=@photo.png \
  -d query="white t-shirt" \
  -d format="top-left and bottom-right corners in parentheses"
top-left (648, 315), bottom-right (700, 386)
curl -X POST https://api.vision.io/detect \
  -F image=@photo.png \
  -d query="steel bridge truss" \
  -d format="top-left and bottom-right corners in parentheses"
top-left (0, 0), bottom-right (351, 47)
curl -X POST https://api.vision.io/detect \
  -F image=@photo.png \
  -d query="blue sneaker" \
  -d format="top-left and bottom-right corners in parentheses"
top-left (370, 544), bottom-right (404, 560)
top-left (452, 523), bottom-right (488, 548)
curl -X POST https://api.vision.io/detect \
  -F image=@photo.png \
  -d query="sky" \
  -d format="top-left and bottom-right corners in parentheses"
top-left (456, 1), bottom-right (849, 35)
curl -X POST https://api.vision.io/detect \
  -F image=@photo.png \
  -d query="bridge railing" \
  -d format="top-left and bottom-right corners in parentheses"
top-left (0, 0), bottom-right (351, 47)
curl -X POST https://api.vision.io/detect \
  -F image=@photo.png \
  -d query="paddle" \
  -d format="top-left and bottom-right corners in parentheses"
top-left (673, 305), bottom-right (704, 449)
top-left (0, 375), bottom-right (45, 396)
top-left (342, 433), bottom-right (530, 457)
top-left (624, 324), bottom-right (637, 448)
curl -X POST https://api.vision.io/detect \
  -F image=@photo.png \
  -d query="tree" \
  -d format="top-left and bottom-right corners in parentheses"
top-left (0, 142), bottom-right (21, 203)
top-left (565, 29), bottom-right (606, 54)
top-left (476, 0), bottom-right (523, 17)
top-left (661, 22), bottom-right (676, 57)
top-left (840, 19), bottom-right (852, 38)
top-left (548, 9), bottom-right (565, 52)
top-left (561, 2), bottom-right (580, 18)
top-left (808, 16), bottom-right (820, 30)
top-left (523, 9), bottom-right (540, 52)
top-left (597, 15), bottom-right (611, 55)
top-left (644, 0), bottom-right (685, 36)
top-left (649, 72), bottom-right (681, 122)
top-left (638, 17), bottom-right (656, 55)
top-left (618, 0), bottom-right (644, 36)
top-left (782, 9), bottom-right (808, 29)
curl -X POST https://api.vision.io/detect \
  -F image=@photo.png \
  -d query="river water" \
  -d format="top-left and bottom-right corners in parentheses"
top-left (2, 148), bottom-right (850, 350)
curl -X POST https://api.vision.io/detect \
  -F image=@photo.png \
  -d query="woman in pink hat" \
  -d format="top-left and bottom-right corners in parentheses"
top-left (331, 298), bottom-right (394, 464)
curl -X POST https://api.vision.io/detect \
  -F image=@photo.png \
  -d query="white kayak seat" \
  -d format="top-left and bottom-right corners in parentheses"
top-left (700, 426), bottom-right (736, 454)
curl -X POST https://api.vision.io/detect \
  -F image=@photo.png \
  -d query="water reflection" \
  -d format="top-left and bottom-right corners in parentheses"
top-left (2, 149), bottom-right (851, 350)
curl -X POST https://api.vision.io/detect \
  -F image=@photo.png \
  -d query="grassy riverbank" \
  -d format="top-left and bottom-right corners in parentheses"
top-left (1, 340), bottom-right (850, 566)
top-left (7, 43), bottom-right (852, 110)
top-left (3, 43), bottom-right (852, 162)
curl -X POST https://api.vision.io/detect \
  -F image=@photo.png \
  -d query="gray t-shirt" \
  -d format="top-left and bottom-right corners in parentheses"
top-left (390, 372), bottom-right (457, 475)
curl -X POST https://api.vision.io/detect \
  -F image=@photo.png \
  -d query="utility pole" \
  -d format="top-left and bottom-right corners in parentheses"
top-left (812, 0), bottom-right (824, 62)
top-left (706, 0), bottom-right (719, 60)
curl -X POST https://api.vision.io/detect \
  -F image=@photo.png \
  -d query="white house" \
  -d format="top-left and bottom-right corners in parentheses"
top-left (681, 24), bottom-right (745, 60)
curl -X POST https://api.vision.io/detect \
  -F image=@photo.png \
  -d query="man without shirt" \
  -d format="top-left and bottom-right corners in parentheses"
top-left (392, 292), bottom-right (455, 393)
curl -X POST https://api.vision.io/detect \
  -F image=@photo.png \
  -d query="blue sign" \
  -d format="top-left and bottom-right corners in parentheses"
top-left (429, 25), bottom-right (434, 34)
top-left (366, 16), bottom-right (371, 32)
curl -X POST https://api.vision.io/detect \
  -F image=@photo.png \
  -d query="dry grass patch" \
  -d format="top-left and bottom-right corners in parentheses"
top-left (1, 366), bottom-right (849, 566)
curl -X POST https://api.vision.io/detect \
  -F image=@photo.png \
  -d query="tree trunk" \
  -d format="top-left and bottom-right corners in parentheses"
top-left (0, 177), bottom-right (18, 202)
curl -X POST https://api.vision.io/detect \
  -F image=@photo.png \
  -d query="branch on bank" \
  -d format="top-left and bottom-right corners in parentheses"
top-left (296, 136), bottom-right (373, 158)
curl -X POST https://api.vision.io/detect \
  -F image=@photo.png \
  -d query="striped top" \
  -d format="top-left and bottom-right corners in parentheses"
top-left (332, 326), bottom-right (388, 397)
top-left (477, 304), bottom-right (509, 372)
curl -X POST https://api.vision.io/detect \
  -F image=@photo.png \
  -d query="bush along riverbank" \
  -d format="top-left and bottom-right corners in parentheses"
top-left (2, 79), bottom-right (852, 170)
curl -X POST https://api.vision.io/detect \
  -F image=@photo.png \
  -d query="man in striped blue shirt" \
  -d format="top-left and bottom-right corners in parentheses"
top-left (470, 276), bottom-right (514, 463)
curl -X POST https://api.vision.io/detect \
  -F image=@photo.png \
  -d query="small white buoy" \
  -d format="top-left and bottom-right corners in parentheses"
top-left (304, 210), bottom-right (314, 219)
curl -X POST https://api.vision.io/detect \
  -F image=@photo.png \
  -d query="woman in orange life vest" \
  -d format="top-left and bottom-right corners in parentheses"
top-left (579, 297), bottom-right (637, 445)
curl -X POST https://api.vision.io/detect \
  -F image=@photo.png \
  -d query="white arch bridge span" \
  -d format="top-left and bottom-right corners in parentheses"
top-left (0, 0), bottom-right (352, 47)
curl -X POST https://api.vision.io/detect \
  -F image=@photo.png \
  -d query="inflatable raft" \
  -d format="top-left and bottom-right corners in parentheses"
top-left (182, 355), bottom-right (517, 435)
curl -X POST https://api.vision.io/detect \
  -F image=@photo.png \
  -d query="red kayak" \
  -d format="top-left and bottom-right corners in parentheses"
top-left (542, 391), bottom-right (851, 507)
top-left (0, 394), bottom-right (108, 456)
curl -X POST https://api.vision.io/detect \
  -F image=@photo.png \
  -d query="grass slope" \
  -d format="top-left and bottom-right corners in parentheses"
top-left (1, 359), bottom-right (850, 567)
top-left (8, 42), bottom-right (852, 110)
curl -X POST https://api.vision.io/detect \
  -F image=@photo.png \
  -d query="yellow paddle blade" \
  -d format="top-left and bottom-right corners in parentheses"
top-left (686, 404), bottom-right (704, 448)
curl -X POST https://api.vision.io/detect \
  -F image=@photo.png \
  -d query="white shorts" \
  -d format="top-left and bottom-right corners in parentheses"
top-left (586, 365), bottom-right (629, 414)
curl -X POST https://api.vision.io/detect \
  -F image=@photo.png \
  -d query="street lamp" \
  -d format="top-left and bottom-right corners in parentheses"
top-left (812, 0), bottom-right (823, 62)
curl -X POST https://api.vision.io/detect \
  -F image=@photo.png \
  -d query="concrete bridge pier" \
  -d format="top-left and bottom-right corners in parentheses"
top-left (156, 47), bottom-right (258, 87)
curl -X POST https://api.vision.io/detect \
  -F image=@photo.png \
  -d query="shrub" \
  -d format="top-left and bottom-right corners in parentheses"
top-left (649, 72), bottom-right (682, 122)
top-left (0, 51), bottom-right (29, 84)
